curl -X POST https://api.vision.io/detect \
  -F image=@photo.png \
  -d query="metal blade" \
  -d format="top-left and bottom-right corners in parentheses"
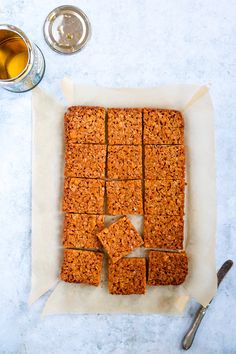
top-left (217, 259), bottom-right (233, 287)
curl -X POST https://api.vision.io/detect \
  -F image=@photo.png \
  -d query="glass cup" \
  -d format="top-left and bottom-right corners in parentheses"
top-left (0, 24), bottom-right (45, 92)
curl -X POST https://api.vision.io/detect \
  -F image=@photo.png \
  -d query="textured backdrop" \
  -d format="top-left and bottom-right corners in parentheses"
top-left (0, 0), bottom-right (235, 353)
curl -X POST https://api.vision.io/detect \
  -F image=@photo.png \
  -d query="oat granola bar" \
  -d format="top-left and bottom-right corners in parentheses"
top-left (107, 145), bottom-right (142, 179)
top-left (144, 145), bottom-right (185, 180)
top-left (64, 143), bottom-right (106, 178)
top-left (106, 180), bottom-right (143, 215)
top-left (143, 108), bottom-right (184, 145)
top-left (63, 214), bottom-right (104, 249)
top-left (64, 106), bottom-right (105, 144)
top-left (60, 249), bottom-right (103, 286)
top-left (97, 216), bottom-right (143, 263)
top-left (144, 214), bottom-right (184, 250)
top-left (148, 250), bottom-right (188, 285)
top-left (108, 258), bottom-right (146, 294)
top-left (108, 108), bottom-right (142, 145)
top-left (63, 178), bottom-right (105, 214)
top-left (144, 179), bottom-right (184, 216)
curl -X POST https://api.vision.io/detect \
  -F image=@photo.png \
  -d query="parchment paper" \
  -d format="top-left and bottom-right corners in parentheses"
top-left (30, 80), bottom-right (217, 315)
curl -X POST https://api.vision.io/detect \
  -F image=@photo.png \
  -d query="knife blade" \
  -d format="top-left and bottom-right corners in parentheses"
top-left (182, 259), bottom-right (233, 350)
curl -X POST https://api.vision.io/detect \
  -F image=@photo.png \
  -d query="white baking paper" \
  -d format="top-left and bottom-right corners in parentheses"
top-left (30, 89), bottom-right (65, 304)
top-left (30, 80), bottom-right (217, 315)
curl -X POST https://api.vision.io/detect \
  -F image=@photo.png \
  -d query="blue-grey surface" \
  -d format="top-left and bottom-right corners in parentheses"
top-left (0, 0), bottom-right (236, 353)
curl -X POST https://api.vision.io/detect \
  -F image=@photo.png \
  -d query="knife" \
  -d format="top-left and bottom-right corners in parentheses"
top-left (182, 259), bottom-right (233, 350)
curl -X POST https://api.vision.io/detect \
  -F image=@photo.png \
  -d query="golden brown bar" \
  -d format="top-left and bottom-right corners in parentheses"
top-left (144, 179), bottom-right (185, 216)
top-left (143, 108), bottom-right (184, 145)
top-left (64, 143), bottom-right (106, 178)
top-left (60, 249), bottom-right (103, 286)
top-left (108, 258), bottom-right (146, 294)
top-left (64, 106), bottom-right (105, 144)
top-left (63, 178), bottom-right (105, 214)
top-left (148, 250), bottom-right (188, 285)
top-left (106, 180), bottom-right (143, 215)
top-left (107, 145), bottom-right (142, 179)
top-left (63, 214), bottom-right (104, 249)
top-left (97, 216), bottom-right (143, 263)
top-left (144, 145), bottom-right (185, 180)
top-left (143, 214), bottom-right (184, 250)
top-left (107, 108), bottom-right (142, 145)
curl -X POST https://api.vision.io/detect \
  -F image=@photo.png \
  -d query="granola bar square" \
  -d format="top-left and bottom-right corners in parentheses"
top-left (97, 216), bottom-right (143, 263)
top-left (144, 214), bottom-right (184, 250)
top-left (107, 145), bottom-right (142, 179)
top-left (106, 180), bottom-right (143, 215)
top-left (108, 258), bottom-right (146, 294)
top-left (144, 145), bottom-right (185, 180)
top-left (64, 143), bottom-right (106, 178)
top-left (63, 178), bottom-right (105, 214)
top-left (63, 214), bottom-right (104, 249)
top-left (65, 106), bottom-right (105, 144)
top-left (60, 249), bottom-right (103, 286)
top-left (144, 179), bottom-right (185, 216)
top-left (148, 250), bottom-right (188, 285)
top-left (108, 108), bottom-right (142, 145)
top-left (143, 108), bottom-right (184, 145)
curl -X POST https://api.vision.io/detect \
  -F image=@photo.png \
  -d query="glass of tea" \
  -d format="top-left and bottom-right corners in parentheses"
top-left (0, 24), bottom-right (45, 92)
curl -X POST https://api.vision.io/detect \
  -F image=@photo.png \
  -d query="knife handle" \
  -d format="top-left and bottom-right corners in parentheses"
top-left (182, 305), bottom-right (207, 350)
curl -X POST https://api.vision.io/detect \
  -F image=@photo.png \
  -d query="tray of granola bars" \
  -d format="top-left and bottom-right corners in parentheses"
top-left (30, 82), bottom-right (217, 315)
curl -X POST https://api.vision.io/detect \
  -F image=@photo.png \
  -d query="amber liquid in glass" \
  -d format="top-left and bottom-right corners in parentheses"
top-left (0, 37), bottom-right (28, 80)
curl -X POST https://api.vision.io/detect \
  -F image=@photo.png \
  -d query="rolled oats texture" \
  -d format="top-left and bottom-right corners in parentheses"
top-left (144, 179), bottom-right (185, 216)
top-left (64, 143), bottom-right (106, 178)
top-left (107, 145), bottom-right (142, 179)
top-left (148, 250), bottom-right (188, 286)
top-left (64, 106), bottom-right (105, 144)
top-left (144, 145), bottom-right (185, 180)
top-left (108, 258), bottom-right (146, 294)
top-left (60, 249), bottom-right (104, 286)
top-left (143, 108), bottom-right (184, 145)
top-left (97, 216), bottom-right (143, 263)
top-left (63, 214), bottom-right (104, 249)
top-left (106, 180), bottom-right (143, 215)
top-left (144, 214), bottom-right (184, 250)
top-left (108, 108), bottom-right (142, 145)
top-left (63, 178), bottom-right (105, 214)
